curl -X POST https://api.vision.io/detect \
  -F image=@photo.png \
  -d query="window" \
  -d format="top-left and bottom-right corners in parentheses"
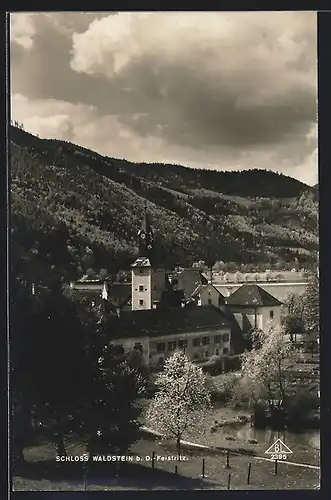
top-left (215, 348), bottom-right (219, 355)
top-left (208, 298), bottom-right (212, 305)
top-left (112, 345), bottom-right (125, 355)
top-left (270, 310), bottom-right (274, 319)
top-left (139, 285), bottom-right (144, 292)
top-left (214, 335), bottom-right (221, 343)
top-left (202, 336), bottom-right (210, 345)
top-left (154, 285), bottom-right (157, 290)
top-left (205, 350), bottom-right (209, 358)
top-left (223, 333), bottom-right (229, 342)
top-left (178, 339), bottom-right (187, 348)
top-left (193, 353), bottom-right (200, 360)
top-left (223, 347), bottom-right (229, 354)
top-left (134, 342), bottom-right (143, 353)
top-left (139, 269), bottom-right (143, 274)
top-left (193, 338), bottom-right (200, 347)
top-left (208, 290), bottom-right (212, 296)
top-left (157, 342), bottom-right (165, 352)
top-left (168, 341), bottom-right (176, 351)
top-left (157, 356), bottom-right (164, 365)
top-left (139, 299), bottom-right (144, 306)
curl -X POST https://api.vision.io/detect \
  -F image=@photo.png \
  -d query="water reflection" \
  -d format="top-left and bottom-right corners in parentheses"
top-left (220, 422), bottom-right (319, 448)
top-left (216, 422), bottom-right (320, 463)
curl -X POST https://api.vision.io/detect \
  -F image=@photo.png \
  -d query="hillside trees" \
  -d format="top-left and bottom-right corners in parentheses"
top-left (10, 125), bottom-right (318, 274)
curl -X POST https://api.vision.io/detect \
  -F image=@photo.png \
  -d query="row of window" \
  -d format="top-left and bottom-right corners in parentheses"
top-left (108, 341), bottom-right (229, 360)
top-left (155, 347), bottom-right (229, 365)
top-left (109, 343), bottom-right (143, 355)
top-left (137, 285), bottom-right (157, 292)
top-left (156, 334), bottom-right (229, 352)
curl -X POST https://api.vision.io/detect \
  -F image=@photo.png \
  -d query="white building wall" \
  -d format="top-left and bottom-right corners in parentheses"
top-left (107, 328), bottom-right (233, 369)
top-left (110, 336), bottom-right (150, 366)
top-left (257, 305), bottom-right (282, 330)
top-left (199, 285), bottom-right (223, 307)
top-left (149, 327), bottom-right (231, 368)
top-left (132, 268), bottom-right (152, 310)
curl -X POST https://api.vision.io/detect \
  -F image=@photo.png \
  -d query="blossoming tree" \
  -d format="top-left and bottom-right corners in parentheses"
top-left (240, 322), bottom-right (295, 412)
top-left (146, 351), bottom-right (211, 457)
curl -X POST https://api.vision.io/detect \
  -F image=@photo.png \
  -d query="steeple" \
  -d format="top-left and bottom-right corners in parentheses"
top-left (137, 205), bottom-right (154, 258)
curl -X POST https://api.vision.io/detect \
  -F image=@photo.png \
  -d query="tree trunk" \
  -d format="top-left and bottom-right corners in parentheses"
top-left (176, 436), bottom-right (181, 459)
top-left (56, 432), bottom-right (67, 456)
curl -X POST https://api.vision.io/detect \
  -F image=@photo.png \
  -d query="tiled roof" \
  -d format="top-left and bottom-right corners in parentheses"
top-left (172, 269), bottom-right (208, 299)
top-left (191, 283), bottom-right (226, 304)
top-left (106, 303), bottom-right (231, 340)
top-left (131, 257), bottom-right (152, 268)
top-left (107, 283), bottom-right (131, 307)
top-left (226, 284), bottom-right (282, 307)
top-left (73, 281), bottom-right (131, 308)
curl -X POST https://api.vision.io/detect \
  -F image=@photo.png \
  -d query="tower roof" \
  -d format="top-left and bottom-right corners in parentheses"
top-left (131, 257), bottom-right (152, 268)
top-left (137, 207), bottom-right (154, 258)
top-left (139, 207), bottom-right (153, 234)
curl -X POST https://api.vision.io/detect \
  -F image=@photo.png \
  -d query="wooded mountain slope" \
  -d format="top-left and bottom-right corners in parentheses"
top-left (10, 125), bottom-right (318, 285)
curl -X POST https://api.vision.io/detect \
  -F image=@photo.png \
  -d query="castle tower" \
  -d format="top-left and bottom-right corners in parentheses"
top-left (131, 208), bottom-right (167, 310)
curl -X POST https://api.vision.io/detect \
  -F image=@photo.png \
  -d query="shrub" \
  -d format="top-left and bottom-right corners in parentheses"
top-left (208, 373), bottom-right (239, 402)
top-left (286, 388), bottom-right (319, 424)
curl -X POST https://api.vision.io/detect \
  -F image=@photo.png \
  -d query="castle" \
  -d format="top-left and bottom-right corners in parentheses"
top-left (71, 210), bottom-right (282, 369)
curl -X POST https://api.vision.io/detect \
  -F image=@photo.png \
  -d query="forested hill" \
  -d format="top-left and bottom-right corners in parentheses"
top-left (10, 125), bottom-right (318, 286)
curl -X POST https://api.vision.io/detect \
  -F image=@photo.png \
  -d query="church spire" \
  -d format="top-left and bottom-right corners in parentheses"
top-left (137, 205), bottom-right (154, 258)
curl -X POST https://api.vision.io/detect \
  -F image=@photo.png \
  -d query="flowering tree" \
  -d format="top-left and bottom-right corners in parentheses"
top-left (146, 351), bottom-right (211, 456)
top-left (240, 323), bottom-right (295, 412)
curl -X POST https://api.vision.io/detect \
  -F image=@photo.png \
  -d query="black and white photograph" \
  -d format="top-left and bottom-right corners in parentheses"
top-left (9, 11), bottom-right (320, 491)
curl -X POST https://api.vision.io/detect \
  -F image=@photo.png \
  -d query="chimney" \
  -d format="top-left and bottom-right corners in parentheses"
top-left (208, 267), bottom-right (213, 284)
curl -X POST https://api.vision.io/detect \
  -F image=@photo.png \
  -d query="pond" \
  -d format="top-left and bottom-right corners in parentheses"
top-left (217, 423), bottom-right (319, 463)
top-left (185, 406), bottom-right (320, 467)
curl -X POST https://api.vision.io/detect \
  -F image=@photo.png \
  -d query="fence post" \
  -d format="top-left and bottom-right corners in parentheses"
top-left (175, 465), bottom-right (178, 475)
top-left (227, 472), bottom-right (231, 490)
top-left (152, 451), bottom-right (155, 469)
top-left (202, 458), bottom-right (205, 478)
top-left (274, 459), bottom-right (278, 476)
top-left (226, 450), bottom-right (230, 468)
top-left (247, 462), bottom-right (251, 485)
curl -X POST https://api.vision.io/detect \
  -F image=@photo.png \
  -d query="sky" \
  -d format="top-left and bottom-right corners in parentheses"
top-left (10, 11), bottom-right (318, 186)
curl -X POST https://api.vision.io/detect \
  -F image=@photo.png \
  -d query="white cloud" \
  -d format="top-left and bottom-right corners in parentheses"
top-left (10, 13), bottom-right (36, 49)
top-left (10, 12), bottom-right (317, 185)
